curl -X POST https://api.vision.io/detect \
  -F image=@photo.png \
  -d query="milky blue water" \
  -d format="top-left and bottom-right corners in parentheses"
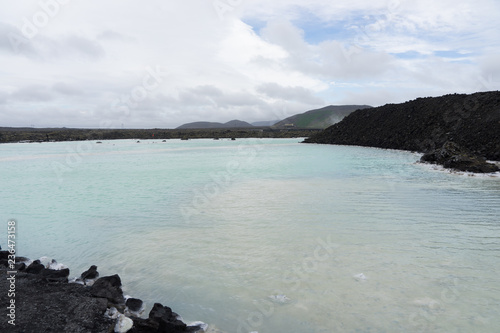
top-left (1, 138), bottom-right (499, 332)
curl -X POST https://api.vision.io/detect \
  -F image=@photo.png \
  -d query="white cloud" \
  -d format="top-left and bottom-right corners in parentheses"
top-left (256, 82), bottom-right (324, 105)
top-left (0, 0), bottom-right (498, 128)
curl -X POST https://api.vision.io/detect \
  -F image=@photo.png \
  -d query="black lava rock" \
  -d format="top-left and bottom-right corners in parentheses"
top-left (149, 303), bottom-right (187, 333)
top-left (81, 265), bottom-right (99, 280)
top-left (0, 268), bottom-right (114, 332)
top-left (1, 257), bottom-right (203, 333)
top-left (0, 251), bottom-right (10, 260)
top-left (129, 317), bottom-right (160, 332)
top-left (41, 268), bottom-right (70, 283)
top-left (25, 260), bottom-right (46, 274)
top-left (90, 274), bottom-right (125, 305)
top-left (15, 262), bottom-right (27, 271)
top-left (128, 303), bottom-right (204, 333)
top-left (0, 251), bottom-right (30, 263)
top-left (16, 256), bottom-right (31, 263)
top-left (0, 254), bottom-right (30, 269)
top-left (304, 91), bottom-right (500, 170)
top-left (421, 141), bottom-right (500, 173)
top-left (126, 297), bottom-right (144, 312)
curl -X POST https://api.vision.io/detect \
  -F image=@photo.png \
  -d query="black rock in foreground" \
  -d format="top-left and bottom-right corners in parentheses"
top-left (0, 252), bottom-right (205, 333)
top-left (0, 269), bottom-right (112, 332)
top-left (304, 91), bottom-right (500, 172)
top-left (91, 274), bottom-right (125, 305)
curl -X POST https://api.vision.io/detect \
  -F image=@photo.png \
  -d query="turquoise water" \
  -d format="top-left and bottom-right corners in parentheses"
top-left (1, 138), bottom-right (499, 332)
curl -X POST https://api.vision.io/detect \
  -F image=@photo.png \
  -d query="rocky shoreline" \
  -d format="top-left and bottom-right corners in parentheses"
top-left (0, 251), bottom-right (207, 333)
top-left (304, 91), bottom-right (500, 173)
top-left (419, 141), bottom-right (499, 174)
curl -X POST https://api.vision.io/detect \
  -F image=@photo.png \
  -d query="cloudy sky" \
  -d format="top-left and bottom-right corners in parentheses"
top-left (0, 0), bottom-right (499, 128)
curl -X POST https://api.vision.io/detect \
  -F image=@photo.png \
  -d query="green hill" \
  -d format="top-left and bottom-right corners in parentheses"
top-left (274, 105), bottom-right (372, 129)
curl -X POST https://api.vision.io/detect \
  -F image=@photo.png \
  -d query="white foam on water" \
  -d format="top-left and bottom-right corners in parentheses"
top-left (417, 162), bottom-right (500, 178)
top-left (68, 277), bottom-right (85, 285)
top-left (411, 297), bottom-right (441, 310)
top-left (188, 321), bottom-right (209, 332)
top-left (39, 256), bottom-right (51, 267)
top-left (48, 259), bottom-right (67, 270)
top-left (353, 273), bottom-right (367, 281)
top-left (268, 294), bottom-right (292, 304)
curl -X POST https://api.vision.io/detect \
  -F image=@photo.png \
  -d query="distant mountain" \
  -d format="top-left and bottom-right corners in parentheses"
top-left (176, 120), bottom-right (254, 129)
top-left (273, 105), bottom-right (372, 129)
top-left (176, 122), bottom-right (222, 129)
top-left (252, 120), bottom-right (280, 127)
top-left (224, 120), bottom-right (254, 128)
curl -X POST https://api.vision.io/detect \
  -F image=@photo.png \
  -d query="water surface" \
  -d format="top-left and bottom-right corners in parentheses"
top-left (1, 138), bottom-right (499, 332)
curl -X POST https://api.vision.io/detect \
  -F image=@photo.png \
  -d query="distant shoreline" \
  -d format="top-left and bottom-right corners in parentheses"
top-left (0, 127), bottom-right (322, 144)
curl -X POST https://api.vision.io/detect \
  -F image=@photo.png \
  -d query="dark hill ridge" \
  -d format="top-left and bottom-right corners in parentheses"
top-left (176, 119), bottom-right (253, 129)
top-left (274, 105), bottom-right (372, 129)
top-left (304, 91), bottom-right (500, 172)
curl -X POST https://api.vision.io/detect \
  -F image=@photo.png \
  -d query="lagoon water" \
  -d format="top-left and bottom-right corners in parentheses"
top-left (1, 138), bottom-right (499, 332)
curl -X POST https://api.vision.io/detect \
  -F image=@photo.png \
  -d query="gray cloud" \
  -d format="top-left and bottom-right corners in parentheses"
top-left (0, 22), bottom-right (18, 52)
top-left (190, 85), bottom-right (224, 97)
top-left (0, 21), bottom-right (37, 56)
top-left (52, 82), bottom-right (82, 96)
top-left (0, 24), bottom-right (105, 61)
top-left (0, 91), bottom-right (7, 105)
top-left (214, 91), bottom-right (264, 108)
top-left (12, 85), bottom-right (53, 102)
top-left (97, 30), bottom-right (134, 42)
top-left (175, 85), bottom-right (264, 110)
top-left (63, 35), bottom-right (105, 60)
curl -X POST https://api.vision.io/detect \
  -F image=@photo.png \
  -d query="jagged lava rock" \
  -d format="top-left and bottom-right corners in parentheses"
top-left (0, 251), bottom-right (8, 260)
top-left (420, 141), bottom-right (499, 173)
top-left (0, 269), bottom-right (113, 332)
top-left (1, 256), bottom-right (206, 333)
top-left (128, 303), bottom-right (204, 333)
top-left (81, 265), bottom-right (99, 280)
top-left (25, 260), bottom-right (46, 274)
top-left (90, 274), bottom-right (125, 305)
top-left (126, 297), bottom-right (144, 312)
top-left (150, 303), bottom-right (187, 332)
top-left (304, 91), bottom-right (500, 165)
top-left (40, 267), bottom-right (70, 283)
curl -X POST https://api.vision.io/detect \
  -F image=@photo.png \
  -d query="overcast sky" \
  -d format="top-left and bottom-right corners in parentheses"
top-left (0, 0), bottom-right (499, 128)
